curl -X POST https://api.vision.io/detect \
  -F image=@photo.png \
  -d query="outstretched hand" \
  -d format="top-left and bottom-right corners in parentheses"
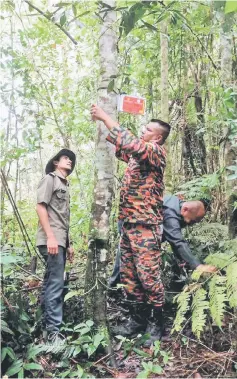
top-left (196, 264), bottom-right (217, 274)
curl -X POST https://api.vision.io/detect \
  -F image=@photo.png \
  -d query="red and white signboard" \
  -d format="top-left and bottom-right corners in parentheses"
top-left (118, 95), bottom-right (146, 115)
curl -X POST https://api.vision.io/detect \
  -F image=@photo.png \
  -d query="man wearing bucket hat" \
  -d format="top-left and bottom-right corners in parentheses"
top-left (36, 148), bottom-right (76, 344)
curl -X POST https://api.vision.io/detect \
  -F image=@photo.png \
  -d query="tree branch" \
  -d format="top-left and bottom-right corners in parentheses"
top-left (24, 0), bottom-right (78, 45)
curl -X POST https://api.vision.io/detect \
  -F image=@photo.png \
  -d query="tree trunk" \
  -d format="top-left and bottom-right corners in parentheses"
top-left (84, 0), bottom-right (117, 327)
top-left (160, 20), bottom-right (169, 122)
top-left (160, 20), bottom-right (172, 191)
top-left (194, 89), bottom-right (207, 174)
top-left (220, 13), bottom-right (237, 238)
top-left (182, 124), bottom-right (197, 178)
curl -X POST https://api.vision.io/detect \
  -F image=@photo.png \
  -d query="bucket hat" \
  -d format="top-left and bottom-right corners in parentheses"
top-left (45, 149), bottom-right (76, 175)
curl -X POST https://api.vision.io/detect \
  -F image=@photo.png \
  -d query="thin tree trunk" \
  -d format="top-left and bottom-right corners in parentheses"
top-left (1, 18), bottom-right (14, 230)
top-left (84, 0), bottom-right (117, 328)
top-left (182, 124), bottom-right (197, 178)
top-left (160, 20), bottom-right (169, 122)
top-left (12, 111), bottom-right (19, 243)
top-left (194, 88), bottom-right (207, 174)
top-left (160, 20), bottom-right (171, 191)
top-left (220, 13), bottom-right (237, 238)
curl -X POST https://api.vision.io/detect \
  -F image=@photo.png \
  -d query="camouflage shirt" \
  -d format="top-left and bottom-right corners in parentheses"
top-left (106, 125), bottom-right (166, 224)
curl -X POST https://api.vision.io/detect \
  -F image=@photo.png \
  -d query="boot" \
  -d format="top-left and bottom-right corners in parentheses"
top-left (111, 302), bottom-right (148, 338)
top-left (43, 330), bottom-right (66, 346)
top-left (143, 306), bottom-right (164, 347)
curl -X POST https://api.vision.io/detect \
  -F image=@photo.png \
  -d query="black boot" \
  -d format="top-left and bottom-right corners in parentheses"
top-left (143, 306), bottom-right (164, 347)
top-left (111, 302), bottom-right (148, 338)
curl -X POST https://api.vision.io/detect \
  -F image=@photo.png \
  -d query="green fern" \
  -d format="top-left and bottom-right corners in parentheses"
top-left (226, 261), bottom-right (237, 307)
top-left (191, 288), bottom-right (209, 339)
top-left (172, 288), bottom-right (191, 333)
top-left (205, 252), bottom-right (236, 269)
top-left (209, 275), bottom-right (227, 327)
top-left (172, 247), bottom-right (236, 338)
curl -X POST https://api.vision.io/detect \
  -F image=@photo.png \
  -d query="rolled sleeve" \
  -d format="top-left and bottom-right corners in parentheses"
top-left (37, 175), bottom-right (54, 205)
top-left (106, 125), bottom-right (165, 165)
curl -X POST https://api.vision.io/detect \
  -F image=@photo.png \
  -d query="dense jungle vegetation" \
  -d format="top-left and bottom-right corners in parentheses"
top-left (1, 0), bottom-right (237, 378)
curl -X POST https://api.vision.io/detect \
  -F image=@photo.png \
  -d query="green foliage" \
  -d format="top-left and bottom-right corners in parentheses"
top-left (1, 317), bottom-right (15, 335)
top-left (60, 320), bottom-right (108, 360)
top-left (172, 289), bottom-right (192, 333)
top-left (225, 0), bottom-right (237, 14)
top-left (205, 251), bottom-right (236, 269)
top-left (209, 275), bottom-right (227, 327)
top-left (1, 299), bottom-right (107, 378)
top-left (191, 288), bottom-right (209, 338)
top-left (5, 360), bottom-right (43, 378)
top-left (2, 341), bottom-right (43, 378)
top-left (115, 333), bottom-right (150, 359)
top-left (226, 262), bottom-right (237, 307)
top-left (173, 246), bottom-right (237, 338)
top-left (176, 171), bottom-right (223, 200)
top-left (137, 361), bottom-right (163, 378)
top-left (136, 341), bottom-right (171, 378)
top-left (1, 0), bottom-right (237, 376)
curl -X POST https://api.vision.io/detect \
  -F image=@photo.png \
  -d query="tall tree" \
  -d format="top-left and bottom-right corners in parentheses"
top-left (160, 20), bottom-right (169, 122)
top-left (160, 18), bottom-right (172, 191)
top-left (84, 0), bottom-right (118, 326)
top-left (219, 8), bottom-right (237, 238)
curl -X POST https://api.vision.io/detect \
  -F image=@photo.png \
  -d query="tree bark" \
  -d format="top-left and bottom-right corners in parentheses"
top-left (160, 20), bottom-right (169, 122)
top-left (84, 0), bottom-right (117, 327)
top-left (194, 88), bottom-right (207, 174)
top-left (220, 13), bottom-right (237, 238)
top-left (160, 20), bottom-right (172, 191)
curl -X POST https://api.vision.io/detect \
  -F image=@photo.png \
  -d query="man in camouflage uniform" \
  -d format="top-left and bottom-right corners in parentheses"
top-left (91, 104), bottom-right (171, 345)
top-left (109, 195), bottom-right (217, 289)
top-left (36, 149), bottom-right (76, 344)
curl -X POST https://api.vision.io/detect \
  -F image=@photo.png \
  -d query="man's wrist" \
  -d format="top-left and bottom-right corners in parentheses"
top-left (104, 115), bottom-right (119, 130)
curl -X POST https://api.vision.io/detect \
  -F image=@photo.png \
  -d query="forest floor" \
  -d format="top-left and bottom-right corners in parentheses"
top-left (102, 295), bottom-right (237, 379)
top-left (2, 269), bottom-right (237, 378)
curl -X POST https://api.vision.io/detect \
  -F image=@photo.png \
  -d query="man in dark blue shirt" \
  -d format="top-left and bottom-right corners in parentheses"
top-left (109, 194), bottom-right (216, 288)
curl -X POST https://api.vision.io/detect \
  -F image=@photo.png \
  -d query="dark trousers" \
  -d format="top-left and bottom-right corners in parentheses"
top-left (109, 220), bottom-right (123, 288)
top-left (109, 245), bottom-right (121, 288)
top-left (38, 245), bottom-right (66, 332)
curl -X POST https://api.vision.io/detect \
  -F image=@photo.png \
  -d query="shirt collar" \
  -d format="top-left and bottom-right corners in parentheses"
top-left (54, 170), bottom-right (68, 184)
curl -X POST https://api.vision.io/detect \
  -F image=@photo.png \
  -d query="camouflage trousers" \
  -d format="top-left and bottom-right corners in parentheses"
top-left (120, 222), bottom-right (164, 308)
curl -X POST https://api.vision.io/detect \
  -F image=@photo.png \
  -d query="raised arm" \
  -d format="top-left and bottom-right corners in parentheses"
top-left (91, 104), bottom-right (165, 166)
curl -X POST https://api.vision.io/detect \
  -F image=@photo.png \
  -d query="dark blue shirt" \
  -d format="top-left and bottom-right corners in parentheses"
top-left (163, 195), bottom-right (201, 269)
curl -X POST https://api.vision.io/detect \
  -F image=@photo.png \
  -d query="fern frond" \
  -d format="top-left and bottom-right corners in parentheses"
top-left (172, 289), bottom-right (191, 333)
top-left (205, 252), bottom-right (236, 269)
top-left (226, 261), bottom-right (237, 308)
top-left (209, 275), bottom-right (227, 327)
top-left (191, 288), bottom-right (209, 339)
top-left (191, 269), bottom-right (203, 281)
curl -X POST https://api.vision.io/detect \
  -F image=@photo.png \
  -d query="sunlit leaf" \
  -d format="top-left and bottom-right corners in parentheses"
top-left (225, 0), bottom-right (237, 14)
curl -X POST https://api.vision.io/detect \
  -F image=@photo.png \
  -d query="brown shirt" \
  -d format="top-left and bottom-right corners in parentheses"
top-left (36, 171), bottom-right (70, 248)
